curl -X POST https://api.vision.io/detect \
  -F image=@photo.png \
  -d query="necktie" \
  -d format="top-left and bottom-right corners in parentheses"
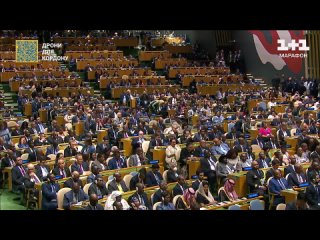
top-left (278, 179), bottom-right (286, 190)
top-left (51, 184), bottom-right (55, 193)
top-left (79, 165), bottom-right (83, 174)
top-left (139, 194), bottom-right (145, 206)
top-left (33, 176), bottom-right (40, 183)
top-left (61, 169), bottom-right (65, 178)
top-left (19, 166), bottom-right (26, 176)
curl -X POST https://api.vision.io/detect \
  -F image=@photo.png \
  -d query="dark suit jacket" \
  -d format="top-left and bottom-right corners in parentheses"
top-left (23, 173), bottom-right (43, 189)
top-left (145, 171), bottom-right (163, 187)
top-left (277, 129), bottom-right (291, 143)
top-left (107, 157), bottom-right (127, 170)
top-left (167, 169), bottom-right (179, 183)
top-left (305, 184), bottom-right (320, 207)
top-left (200, 157), bottom-right (217, 177)
top-left (96, 143), bottom-right (110, 154)
top-left (63, 189), bottom-right (89, 210)
top-left (192, 180), bottom-right (201, 191)
top-left (233, 144), bottom-right (249, 153)
top-left (1, 157), bottom-right (15, 168)
top-left (284, 165), bottom-right (295, 176)
top-left (128, 192), bottom-right (152, 210)
top-left (251, 138), bottom-right (266, 149)
top-left (246, 169), bottom-right (264, 193)
top-left (70, 162), bottom-right (89, 174)
top-left (172, 183), bottom-right (188, 197)
top-left (88, 183), bottom-right (110, 197)
top-left (63, 178), bottom-right (83, 189)
top-left (107, 179), bottom-right (129, 193)
top-left (152, 189), bottom-right (165, 204)
top-left (35, 165), bottom-right (50, 181)
top-left (25, 148), bottom-right (40, 162)
top-left (269, 178), bottom-right (289, 195)
top-left (257, 158), bottom-right (271, 169)
top-left (83, 204), bottom-right (104, 210)
top-left (179, 148), bottom-right (194, 166)
top-left (287, 172), bottom-right (307, 187)
top-left (41, 181), bottom-right (60, 210)
top-left (12, 165), bottom-right (27, 187)
top-left (45, 147), bottom-right (59, 156)
top-left (265, 140), bottom-right (280, 149)
top-left (194, 147), bottom-right (209, 157)
top-left (52, 167), bottom-right (71, 178)
top-left (129, 174), bottom-right (144, 191)
top-left (64, 146), bottom-right (78, 157)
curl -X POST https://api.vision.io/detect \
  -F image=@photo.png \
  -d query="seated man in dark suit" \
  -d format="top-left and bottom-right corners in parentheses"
top-left (63, 182), bottom-right (89, 210)
top-left (287, 163), bottom-right (307, 188)
top-left (25, 142), bottom-right (40, 162)
top-left (172, 175), bottom-right (188, 197)
top-left (246, 160), bottom-right (267, 196)
top-left (129, 167), bottom-right (146, 190)
top-left (87, 165), bottom-right (100, 184)
top-left (167, 162), bottom-right (179, 183)
top-left (52, 159), bottom-right (72, 179)
top-left (12, 157), bottom-right (27, 195)
top-left (96, 136), bottom-right (111, 154)
top-left (63, 171), bottom-right (83, 189)
top-left (194, 140), bottom-right (210, 158)
top-left (41, 173), bottom-right (60, 210)
top-left (45, 141), bottom-right (60, 156)
top-left (23, 163), bottom-right (42, 206)
top-left (64, 140), bottom-right (78, 157)
top-left (268, 169), bottom-right (290, 207)
top-left (108, 172), bottom-right (129, 193)
top-left (152, 180), bottom-right (168, 204)
top-left (192, 170), bottom-right (205, 191)
top-left (128, 183), bottom-right (152, 210)
top-left (251, 133), bottom-right (266, 149)
top-left (83, 194), bottom-right (104, 210)
top-left (285, 192), bottom-right (309, 210)
top-left (107, 150), bottom-right (127, 170)
top-left (256, 151), bottom-right (271, 169)
top-left (70, 154), bottom-right (89, 175)
top-left (199, 150), bottom-right (217, 192)
top-left (88, 175), bottom-right (110, 199)
top-left (284, 156), bottom-right (297, 177)
top-left (35, 158), bottom-right (50, 182)
top-left (265, 159), bottom-right (281, 184)
top-left (145, 163), bottom-right (163, 187)
top-left (305, 172), bottom-right (320, 210)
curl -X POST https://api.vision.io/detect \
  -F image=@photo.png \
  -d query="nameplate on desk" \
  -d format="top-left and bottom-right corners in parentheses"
top-left (16, 113), bottom-right (22, 117)
top-left (299, 182), bottom-right (309, 188)
top-left (247, 193), bottom-right (258, 198)
top-left (191, 175), bottom-right (198, 179)
top-left (307, 108), bottom-right (315, 110)
top-left (22, 160), bottom-right (29, 164)
top-left (244, 134), bottom-right (250, 139)
top-left (149, 160), bottom-right (159, 164)
top-left (55, 175), bottom-right (63, 180)
top-left (243, 167), bottom-right (252, 171)
top-left (208, 127), bottom-right (212, 130)
top-left (133, 134), bottom-right (138, 136)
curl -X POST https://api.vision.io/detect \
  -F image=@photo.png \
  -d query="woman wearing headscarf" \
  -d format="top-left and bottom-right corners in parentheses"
top-left (175, 187), bottom-right (196, 210)
top-left (104, 191), bottom-right (130, 210)
top-left (195, 180), bottom-right (216, 207)
top-left (218, 178), bottom-right (239, 202)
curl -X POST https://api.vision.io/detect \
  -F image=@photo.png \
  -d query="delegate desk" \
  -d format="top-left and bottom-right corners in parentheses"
top-left (203, 196), bottom-right (263, 210)
top-left (10, 78), bottom-right (82, 92)
top-left (138, 51), bottom-right (171, 61)
top-left (20, 87), bottom-right (94, 98)
top-left (76, 59), bottom-right (139, 71)
top-left (228, 163), bottom-right (310, 198)
top-left (155, 58), bottom-right (187, 69)
top-left (197, 85), bottom-right (262, 96)
top-left (164, 45), bottom-right (193, 54)
top-left (111, 85), bottom-right (180, 99)
top-left (1, 70), bottom-right (70, 83)
top-left (181, 75), bottom-right (243, 87)
top-left (88, 68), bottom-right (152, 80)
top-left (151, 37), bottom-right (185, 47)
top-left (169, 67), bottom-right (230, 78)
top-left (0, 61), bottom-right (59, 69)
top-left (70, 179), bottom-right (192, 210)
top-left (65, 51), bottom-right (123, 60)
top-left (54, 37), bottom-right (138, 47)
top-left (99, 76), bottom-right (166, 89)
top-left (65, 45), bottom-right (117, 51)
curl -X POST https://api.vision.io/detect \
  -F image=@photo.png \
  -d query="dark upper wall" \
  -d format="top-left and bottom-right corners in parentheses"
top-left (175, 30), bottom-right (217, 57)
top-left (232, 30), bottom-right (306, 83)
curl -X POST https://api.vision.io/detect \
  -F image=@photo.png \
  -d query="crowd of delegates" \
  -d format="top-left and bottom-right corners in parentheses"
top-left (0, 78), bottom-right (320, 210)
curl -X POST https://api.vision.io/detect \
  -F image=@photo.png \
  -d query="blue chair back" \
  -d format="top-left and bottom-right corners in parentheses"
top-left (250, 200), bottom-right (264, 210)
top-left (228, 205), bottom-right (241, 210)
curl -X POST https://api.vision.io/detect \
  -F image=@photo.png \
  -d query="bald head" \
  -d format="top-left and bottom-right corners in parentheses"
top-left (89, 194), bottom-right (98, 206)
top-left (72, 171), bottom-right (80, 181)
